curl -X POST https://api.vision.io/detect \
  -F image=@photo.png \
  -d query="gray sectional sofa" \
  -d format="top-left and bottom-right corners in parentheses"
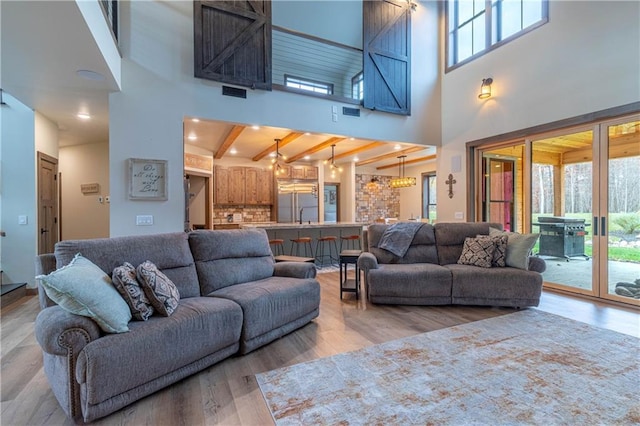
top-left (34, 228), bottom-right (320, 423)
top-left (358, 222), bottom-right (546, 307)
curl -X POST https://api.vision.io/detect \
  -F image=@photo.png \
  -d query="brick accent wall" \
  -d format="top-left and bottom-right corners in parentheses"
top-left (356, 174), bottom-right (400, 223)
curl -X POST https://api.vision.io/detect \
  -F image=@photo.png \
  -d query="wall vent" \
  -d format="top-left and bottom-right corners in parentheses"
top-left (342, 107), bottom-right (360, 117)
top-left (222, 86), bottom-right (247, 99)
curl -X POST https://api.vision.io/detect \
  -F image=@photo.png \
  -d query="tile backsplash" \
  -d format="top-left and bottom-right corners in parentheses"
top-left (212, 206), bottom-right (272, 223)
top-left (356, 174), bottom-right (400, 223)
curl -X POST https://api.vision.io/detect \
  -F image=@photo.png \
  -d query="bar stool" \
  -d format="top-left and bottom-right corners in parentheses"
top-left (315, 236), bottom-right (339, 267)
top-left (268, 239), bottom-right (285, 256)
top-left (341, 234), bottom-right (361, 251)
top-left (290, 237), bottom-right (313, 257)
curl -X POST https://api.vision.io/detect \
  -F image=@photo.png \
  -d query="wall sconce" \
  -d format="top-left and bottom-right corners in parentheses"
top-left (478, 78), bottom-right (493, 99)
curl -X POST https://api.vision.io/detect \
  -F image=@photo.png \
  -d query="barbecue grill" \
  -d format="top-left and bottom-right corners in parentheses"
top-left (533, 216), bottom-right (590, 261)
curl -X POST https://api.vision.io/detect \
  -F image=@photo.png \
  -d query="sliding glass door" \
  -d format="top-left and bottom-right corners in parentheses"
top-left (599, 117), bottom-right (640, 304)
top-left (473, 114), bottom-right (639, 306)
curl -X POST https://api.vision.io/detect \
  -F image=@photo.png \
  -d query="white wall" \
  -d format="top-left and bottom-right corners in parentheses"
top-left (0, 93), bottom-right (37, 287)
top-left (59, 142), bottom-right (110, 240)
top-left (438, 1), bottom-right (640, 222)
top-left (35, 111), bottom-right (59, 159)
top-left (109, 0), bottom-right (441, 236)
top-left (399, 161), bottom-right (436, 221)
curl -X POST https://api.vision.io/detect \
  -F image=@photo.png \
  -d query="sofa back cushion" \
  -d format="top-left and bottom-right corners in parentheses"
top-left (188, 228), bottom-right (275, 295)
top-left (434, 222), bottom-right (503, 265)
top-left (54, 232), bottom-right (201, 298)
top-left (366, 223), bottom-right (439, 264)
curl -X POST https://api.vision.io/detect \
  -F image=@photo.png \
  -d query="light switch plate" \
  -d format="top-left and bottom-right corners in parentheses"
top-left (454, 212), bottom-right (464, 220)
top-left (18, 215), bottom-right (28, 225)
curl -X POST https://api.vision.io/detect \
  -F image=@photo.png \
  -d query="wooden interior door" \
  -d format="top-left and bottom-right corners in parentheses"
top-left (38, 152), bottom-right (59, 254)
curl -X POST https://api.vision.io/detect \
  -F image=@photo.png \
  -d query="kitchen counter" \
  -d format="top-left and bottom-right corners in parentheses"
top-left (240, 222), bottom-right (366, 256)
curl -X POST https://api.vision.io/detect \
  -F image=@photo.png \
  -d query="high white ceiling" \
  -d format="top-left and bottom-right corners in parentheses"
top-left (1, 1), bottom-right (436, 170)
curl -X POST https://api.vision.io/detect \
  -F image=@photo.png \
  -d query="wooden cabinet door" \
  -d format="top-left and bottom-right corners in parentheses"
top-left (245, 167), bottom-right (259, 205)
top-left (228, 167), bottom-right (246, 204)
top-left (291, 166), bottom-right (305, 179)
top-left (258, 169), bottom-right (273, 204)
top-left (214, 166), bottom-right (230, 204)
top-left (305, 166), bottom-right (318, 179)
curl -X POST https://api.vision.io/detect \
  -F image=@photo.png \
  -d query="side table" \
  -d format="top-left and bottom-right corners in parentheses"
top-left (339, 250), bottom-right (361, 299)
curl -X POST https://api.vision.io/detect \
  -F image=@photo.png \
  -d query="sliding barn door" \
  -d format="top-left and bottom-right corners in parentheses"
top-left (194, 1), bottom-right (272, 90)
top-left (363, 0), bottom-right (412, 116)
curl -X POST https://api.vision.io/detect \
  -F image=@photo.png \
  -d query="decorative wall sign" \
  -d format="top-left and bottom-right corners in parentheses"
top-left (80, 183), bottom-right (100, 194)
top-left (184, 153), bottom-right (213, 172)
top-left (128, 158), bottom-right (168, 200)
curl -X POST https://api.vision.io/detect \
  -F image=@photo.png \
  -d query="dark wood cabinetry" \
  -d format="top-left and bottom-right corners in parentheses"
top-left (215, 166), bottom-right (273, 205)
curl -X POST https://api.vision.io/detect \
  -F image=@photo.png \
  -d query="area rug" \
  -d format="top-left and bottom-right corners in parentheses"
top-left (256, 309), bottom-right (640, 425)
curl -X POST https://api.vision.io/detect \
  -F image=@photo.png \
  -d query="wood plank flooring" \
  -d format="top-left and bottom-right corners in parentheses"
top-left (1, 272), bottom-right (638, 425)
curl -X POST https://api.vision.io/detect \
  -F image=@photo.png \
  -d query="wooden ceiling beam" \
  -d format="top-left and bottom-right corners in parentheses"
top-left (376, 154), bottom-right (437, 170)
top-left (356, 146), bottom-right (424, 166)
top-left (325, 141), bottom-right (386, 162)
top-left (286, 137), bottom-right (345, 163)
top-left (251, 132), bottom-right (304, 161)
top-left (214, 125), bottom-right (245, 159)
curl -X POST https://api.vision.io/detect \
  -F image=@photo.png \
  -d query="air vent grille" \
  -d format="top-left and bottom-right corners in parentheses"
top-left (342, 107), bottom-right (360, 117)
top-left (222, 86), bottom-right (247, 99)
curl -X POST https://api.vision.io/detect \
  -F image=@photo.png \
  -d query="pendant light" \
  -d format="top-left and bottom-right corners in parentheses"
top-left (326, 144), bottom-right (343, 178)
top-left (269, 138), bottom-right (287, 176)
top-left (390, 155), bottom-right (416, 188)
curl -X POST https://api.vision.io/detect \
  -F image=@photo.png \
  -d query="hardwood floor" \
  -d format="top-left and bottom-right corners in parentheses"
top-left (1, 272), bottom-right (638, 425)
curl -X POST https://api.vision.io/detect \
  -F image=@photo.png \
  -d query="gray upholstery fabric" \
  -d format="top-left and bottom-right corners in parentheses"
top-left (75, 297), bottom-right (242, 405)
top-left (367, 223), bottom-right (439, 264)
top-left (360, 222), bottom-right (544, 308)
top-left (273, 261), bottom-right (317, 279)
top-left (434, 222), bottom-right (502, 265)
top-left (54, 232), bottom-right (200, 298)
top-left (368, 263), bottom-right (452, 304)
top-left (210, 276), bottom-right (320, 354)
top-left (239, 309), bottom-right (319, 354)
top-left (36, 253), bottom-right (59, 308)
top-left (446, 264), bottom-right (543, 307)
top-left (189, 229), bottom-right (275, 294)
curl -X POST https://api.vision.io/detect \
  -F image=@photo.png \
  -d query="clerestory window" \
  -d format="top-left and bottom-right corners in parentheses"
top-left (285, 75), bottom-right (333, 95)
top-left (446, 0), bottom-right (549, 71)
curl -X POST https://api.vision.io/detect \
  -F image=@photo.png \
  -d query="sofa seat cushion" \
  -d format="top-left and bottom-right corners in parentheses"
top-left (445, 264), bottom-right (542, 306)
top-left (209, 277), bottom-right (320, 343)
top-left (368, 263), bottom-right (452, 299)
top-left (75, 297), bottom-right (242, 405)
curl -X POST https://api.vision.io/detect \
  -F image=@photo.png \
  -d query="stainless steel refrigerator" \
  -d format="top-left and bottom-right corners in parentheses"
top-left (277, 182), bottom-right (319, 223)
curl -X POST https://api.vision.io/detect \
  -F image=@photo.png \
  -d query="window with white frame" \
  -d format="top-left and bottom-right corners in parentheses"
top-left (285, 75), bottom-right (333, 95)
top-left (351, 71), bottom-right (364, 101)
top-left (447, 0), bottom-right (548, 70)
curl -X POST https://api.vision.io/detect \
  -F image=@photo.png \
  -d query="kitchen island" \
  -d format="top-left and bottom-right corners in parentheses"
top-left (240, 222), bottom-right (366, 257)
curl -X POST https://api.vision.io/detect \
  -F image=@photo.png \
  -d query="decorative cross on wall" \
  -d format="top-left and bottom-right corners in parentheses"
top-left (446, 173), bottom-right (456, 199)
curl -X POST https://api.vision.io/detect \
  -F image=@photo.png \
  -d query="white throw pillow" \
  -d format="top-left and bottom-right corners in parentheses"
top-left (489, 228), bottom-right (540, 270)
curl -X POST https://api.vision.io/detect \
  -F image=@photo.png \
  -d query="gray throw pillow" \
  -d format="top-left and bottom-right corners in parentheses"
top-left (136, 261), bottom-right (180, 316)
top-left (112, 262), bottom-right (155, 321)
top-left (457, 237), bottom-right (495, 268)
top-left (489, 228), bottom-right (540, 270)
top-left (36, 253), bottom-right (131, 333)
top-left (476, 234), bottom-right (508, 267)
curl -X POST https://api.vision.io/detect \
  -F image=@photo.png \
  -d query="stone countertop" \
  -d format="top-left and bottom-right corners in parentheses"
top-left (240, 222), bottom-right (366, 230)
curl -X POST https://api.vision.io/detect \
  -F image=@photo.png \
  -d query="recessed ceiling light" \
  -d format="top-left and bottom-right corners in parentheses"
top-left (394, 144), bottom-right (401, 150)
top-left (350, 137), bottom-right (355, 140)
top-left (354, 156), bottom-right (359, 161)
top-left (76, 69), bottom-right (106, 81)
top-left (304, 155), bottom-right (310, 160)
top-left (251, 125), bottom-right (260, 130)
top-left (188, 134), bottom-right (197, 141)
top-left (230, 148), bottom-right (237, 155)
top-left (304, 132), bottom-right (311, 136)
top-left (192, 118), bottom-right (200, 122)
top-left (77, 113), bottom-right (91, 120)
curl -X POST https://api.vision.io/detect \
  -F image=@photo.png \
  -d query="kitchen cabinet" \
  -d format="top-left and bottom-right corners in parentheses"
top-left (291, 165), bottom-right (318, 180)
top-left (215, 166), bottom-right (272, 205)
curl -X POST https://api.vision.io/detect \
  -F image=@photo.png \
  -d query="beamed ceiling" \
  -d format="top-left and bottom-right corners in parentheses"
top-left (183, 118), bottom-right (437, 171)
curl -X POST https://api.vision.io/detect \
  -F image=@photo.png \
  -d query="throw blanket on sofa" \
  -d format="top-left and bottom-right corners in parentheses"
top-left (378, 222), bottom-right (425, 257)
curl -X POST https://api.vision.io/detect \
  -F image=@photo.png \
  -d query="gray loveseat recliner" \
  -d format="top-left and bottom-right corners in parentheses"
top-left (34, 228), bottom-right (320, 423)
top-left (358, 222), bottom-right (545, 307)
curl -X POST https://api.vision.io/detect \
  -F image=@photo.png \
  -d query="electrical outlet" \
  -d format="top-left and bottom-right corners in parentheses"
top-left (136, 215), bottom-right (154, 226)
top-left (332, 113), bottom-right (338, 122)
top-left (105, 196), bottom-right (110, 203)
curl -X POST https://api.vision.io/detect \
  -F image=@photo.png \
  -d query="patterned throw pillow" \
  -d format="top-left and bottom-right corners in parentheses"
top-left (457, 237), bottom-right (496, 268)
top-left (476, 234), bottom-right (508, 267)
top-left (136, 261), bottom-right (180, 316)
top-left (112, 262), bottom-right (155, 321)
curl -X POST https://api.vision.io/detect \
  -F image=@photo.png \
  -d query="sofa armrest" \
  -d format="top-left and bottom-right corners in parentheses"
top-left (357, 252), bottom-right (379, 272)
top-left (528, 256), bottom-right (546, 273)
top-left (273, 261), bottom-right (317, 279)
top-left (35, 306), bottom-right (101, 357)
top-left (36, 253), bottom-right (58, 309)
